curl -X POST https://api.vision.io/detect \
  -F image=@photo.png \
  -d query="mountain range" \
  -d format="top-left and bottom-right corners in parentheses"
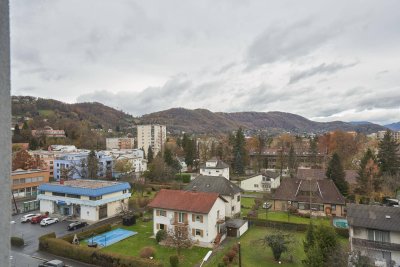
top-left (385, 122), bottom-right (400, 131)
top-left (12, 96), bottom-right (387, 135)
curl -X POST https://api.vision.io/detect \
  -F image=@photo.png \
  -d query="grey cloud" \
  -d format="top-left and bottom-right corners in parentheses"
top-left (289, 62), bottom-right (358, 84)
top-left (214, 62), bottom-right (236, 75)
top-left (245, 19), bottom-right (340, 70)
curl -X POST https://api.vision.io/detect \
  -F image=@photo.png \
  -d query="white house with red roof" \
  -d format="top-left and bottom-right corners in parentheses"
top-left (148, 189), bottom-right (227, 248)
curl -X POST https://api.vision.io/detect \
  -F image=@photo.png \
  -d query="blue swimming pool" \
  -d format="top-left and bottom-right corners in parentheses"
top-left (332, 218), bottom-right (348, 229)
top-left (86, 228), bottom-right (137, 247)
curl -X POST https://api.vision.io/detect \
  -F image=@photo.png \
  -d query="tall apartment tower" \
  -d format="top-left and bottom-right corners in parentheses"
top-left (137, 124), bottom-right (166, 156)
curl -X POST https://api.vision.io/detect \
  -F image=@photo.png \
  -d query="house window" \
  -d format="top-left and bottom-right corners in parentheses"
top-left (237, 195), bottom-right (240, 202)
top-left (195, 215), bottom-right (202, 222)
top-left (178, 212), bottom-right (185, 223)
top-left (123, 189), bottom-right (127, 194)
top-left (89, 196), bottom-right (102, 200)
top-left (159, 224), bottom-right (165, 230)
top-left (232, 206), bottom-right (235, 211)
top-left (368, 229), bottom-right (390, 242)
top-left (195, 229), bottom-right (202, 236)
top-left (254, 184), bottom-right (259, 188)
top-left (159, 210), bottom-right (167, 217)
top-left (331, 204), bottom-right (336, 211)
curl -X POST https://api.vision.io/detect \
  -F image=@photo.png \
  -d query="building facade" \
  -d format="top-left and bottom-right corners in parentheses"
top-left (32, 126), bottom-right (66, 138)
top-left (200, 158), bottom-right (230, 180)
top-left (137, 124), bottom-right (166, 157)
top-left (12, 169), bottom-right (50, 199)
top-left (148, 189), bottom-right (227, 248)
top-left (106, 138), bottom-right (135, 150)
top-left (240, 171), bottom-right (281, 192)
top-left (347, 204), bottom-right (400, 267)
top-left (37, 180), bottom-right (131, 222)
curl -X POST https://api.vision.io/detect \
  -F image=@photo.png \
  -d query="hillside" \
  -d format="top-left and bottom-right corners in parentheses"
top-left (12, 96), bottom-right (387, 135)
top-left (12, 96), bottom-right (135, 131)
top-left (140, 108), bottom-right (387, 134)
top-left (385, 122), bottom-right (400, 131)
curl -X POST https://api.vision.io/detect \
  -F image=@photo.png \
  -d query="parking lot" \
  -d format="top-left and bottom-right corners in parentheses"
top-left (11, 213), bottom-right (95, 267)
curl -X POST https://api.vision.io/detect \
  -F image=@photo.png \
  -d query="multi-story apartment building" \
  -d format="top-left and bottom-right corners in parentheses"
top-left (376, 130), bottom-right (400, 142)
top-left (12, 169), bottom-right (50, 199)
top-left (184, 175), bottom-right (242, 218)
top-left (148, 189), bottom-right (227, 248)
top-left (29, 150), bottom-right (56, 178)
top-left (106, 137), bottom-right (135, 150)
top-left (347, 204), bottom-right (400, 267)
top-left (37, 179), bottom-right (131, 222)
top-left (137, 124), bottom-right (166, 156)
top-left (53, 151), bottom-right (113, 180)
top-left (31, 126), bottom-right (66, 138)
top-left (200, 158), bottom-right (230, 180)
top-left (105, 149), bottom-right (147, 174)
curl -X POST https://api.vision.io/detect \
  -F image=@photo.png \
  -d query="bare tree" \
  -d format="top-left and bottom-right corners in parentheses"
top-left (166, 225), bottom-right (193, 255)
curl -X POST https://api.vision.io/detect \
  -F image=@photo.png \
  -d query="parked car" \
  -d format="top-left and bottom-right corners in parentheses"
top-left (40, 217), bottom-right (59, 227)
top-left (67, 221), bottom-right (88, 231)
top-left (38, 259), bottom-right (65, 267)
top-left (262, 202), bottom-right (272, 209)
top-left (21, 213), bottom-right (39, 223)
top-left (31, 214), bottom-right (48, 224)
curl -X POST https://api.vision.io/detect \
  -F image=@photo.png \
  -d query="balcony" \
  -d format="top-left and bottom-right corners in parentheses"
top-left (217, 216), bottom-right (225, 224)
top-left (352, 238), bottom-right (400, 251)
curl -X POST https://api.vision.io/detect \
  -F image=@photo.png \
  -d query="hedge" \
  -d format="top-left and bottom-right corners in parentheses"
top-left (61, 224), bottom-right (112, 243)
top-left (11, 236), bottom-right (24, 247)
top-left (39, 233), bottom-right (163, 267)
top-left (175, 173), bottom-right (191, 183)
top-left (244, 217), bottom-right (350, 237)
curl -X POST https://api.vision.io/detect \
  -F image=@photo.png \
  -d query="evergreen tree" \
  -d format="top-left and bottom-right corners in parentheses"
top-left (356, 149), bottom-right (380, 198)
top-left (309, 137), bottom-right (318, 167)
top-left (233, 128), bottom-right (246, 175)
top-left (288, 145), bottom-right (297, 177)
top-left (87, 150), bottom-right (99, 179)
top-left (326, 153), bottom-right (348, 196)
top-left (164, 147), bottom-right (174, 166)
top-left (147, 146), bottom-right (154, 164)
top-left (378, 130), bottom-right (400, 176)
top-left (303, 223), bottom-right (315, 254)
top-left (182, 134), bottom-right (196, 168)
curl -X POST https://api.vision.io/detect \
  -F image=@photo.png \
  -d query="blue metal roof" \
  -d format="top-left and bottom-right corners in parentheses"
top-left (38, 182), bottom-right (131, 197)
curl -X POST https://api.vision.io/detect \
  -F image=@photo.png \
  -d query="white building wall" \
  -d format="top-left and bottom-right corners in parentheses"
top-left (39, 200), bottom-right (54, 213)
top-left (137, 124), bottom-right (166, 156)
top-left (200, 168), bottom-right (229, 180)
top-left (240, 175), bottom-right (263, 192)
top-left (81, 206), bottom-right (98, 221)
top-left (206, 198), bottom-right (226, 244)
top-left (223, 193), bottom-right (241, 218)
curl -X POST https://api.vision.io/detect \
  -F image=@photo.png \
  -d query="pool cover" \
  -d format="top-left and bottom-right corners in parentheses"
top-left (86, 228), bottom-right (137, 247)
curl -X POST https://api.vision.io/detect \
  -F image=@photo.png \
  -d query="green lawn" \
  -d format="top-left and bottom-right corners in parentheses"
top-left (205, 226), bottom-right (349, 267)
top-left (241, 197), bottom-right (331, 226)
top-left (38, 109), bottom-right (55, 117)
top-left (101, 220), bottom-right (209, 266)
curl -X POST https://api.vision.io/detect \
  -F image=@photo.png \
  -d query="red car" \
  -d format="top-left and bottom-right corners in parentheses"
top-left (31, 214), bottom-right (48, 224)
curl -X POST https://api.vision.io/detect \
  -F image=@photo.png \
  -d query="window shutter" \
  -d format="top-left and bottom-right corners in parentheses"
top-left (192, 229), bottom-right (195, 236)
top-left (174, 212), bottom-right (178, 224)
top-left (192, 214), bottom-right (195, 222)
top-left (156, 223), bottom-right (160, 230)
top-left (156, 210), bottom-right (160, 216)
top-left (200, 230), bottom-right (204, 237)
top-left (200, 215), bottom-right (203, 223)
top-left (184, 213), bottom-right (188, 224)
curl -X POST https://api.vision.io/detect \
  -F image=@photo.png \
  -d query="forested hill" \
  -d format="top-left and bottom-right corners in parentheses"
top-left (12, 96), bottom-right (386, 135)
top-left (140, 108), bottom-right (386, 134)
top-left (12, 96), bottom-right (135, 131)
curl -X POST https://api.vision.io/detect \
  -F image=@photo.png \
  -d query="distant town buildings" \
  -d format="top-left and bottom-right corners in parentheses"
top-left (137, 124), bottom-right (166, 156)
top-left (106, 137), bottom-right (135, 150)
top-left (32, 126), bottom-right (66, 138)
top-left (37, 179), bottom-right (131, 222)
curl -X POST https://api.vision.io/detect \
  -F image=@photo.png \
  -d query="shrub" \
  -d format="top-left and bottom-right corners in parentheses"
top-left (169, 255), bottom-right (179, 267)
top-left (156, 230), bottom-right (167, 243)
top-left (247, 210), bottom-right (258, 218)
top-left (175, 173), bottom-right (191, 183)
top-left (218, 263), bottom-right (225, 267)
top-left (222, 255), bottom-right (229, 266)
top-left (226, 249), bottom-right (237, 262)
top-left (11, 236), bottom-right (24, 247)
top-left (231, 243), bottom-right (239, 253)
top-left (61, 224), bottom-right (112, 243)
top-left (335, 228), bottom-right (349, 238)
top-left (139, 246), bottom-right (156, 259)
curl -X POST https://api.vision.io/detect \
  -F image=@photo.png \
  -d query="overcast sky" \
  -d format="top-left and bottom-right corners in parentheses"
top-left (10, 0), bottom-right (400, 124)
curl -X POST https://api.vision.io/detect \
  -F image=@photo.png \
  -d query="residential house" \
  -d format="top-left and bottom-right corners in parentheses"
top-left (239, 170), bottom-right (281, 192)
top-left (37, 179), bottom-right (131, 222)
top-left (200, 158), bottom-right (230, 180)
top-left (32, 126), bottom-right (66, 138)
top-left (347, 204), bottom-right (400, 267)
top-left (177, 157), bottom-right (188, 172)
top-left (271, 178), bottom-right (346, 216)
top-left (148, 189), bottom-right (227, 248)
top-left (184, 175), bottom-right (243, 218)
